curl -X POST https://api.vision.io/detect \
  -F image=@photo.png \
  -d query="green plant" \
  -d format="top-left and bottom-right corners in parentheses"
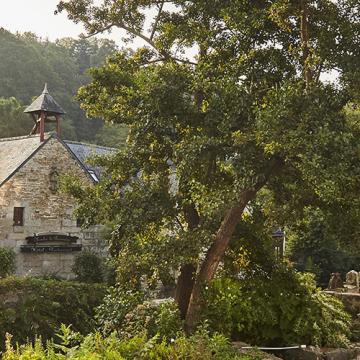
top-left (72, 250), bottom-right (104, 283)
top-left (3, 327), bottom-right (265, 359)
top-left (121, 299), bottom-right (183, 341)
top-left (203, 267), bottom-right (351, 347)
top-left (0, 276), bottom-right (106, 351)
top-left (95, 286), bottom-right (146, 335)
top-left (287, 207), bottom-right (360, 286)
top-left (0, 247), bottom-right (15, 278)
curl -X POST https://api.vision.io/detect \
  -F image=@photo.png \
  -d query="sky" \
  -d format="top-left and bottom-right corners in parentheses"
top-left (0, 0), bottom-right (144, 48)
top-left (0, 1), bottom-right (335, 81)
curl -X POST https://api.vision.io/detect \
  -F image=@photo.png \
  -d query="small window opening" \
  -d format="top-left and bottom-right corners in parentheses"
top-left (49, 168), bottom-right (59, 193)
top-left (13, 207), bottom-right (24, 226)
top-left (76, 218), bottom-right (84, 227)
top-left (88, 170), bottom-right (99, 182)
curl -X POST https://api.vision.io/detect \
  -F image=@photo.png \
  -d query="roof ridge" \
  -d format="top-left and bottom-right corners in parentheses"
top-left (0, 132), bottom-right (53, 143)
top-left (63, 140), bottom-right (117, 151)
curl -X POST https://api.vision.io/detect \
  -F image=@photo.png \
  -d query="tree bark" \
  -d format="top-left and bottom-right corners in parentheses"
top-left (300, 0), bottom-right (312, 84)
top-left (175, 203), bottom-right (200, 318)
top-left (175, 263), bottom-right (197, 318)
top-left (184, 189), bottom-right (257, 333)
top-left (184, 159), bottom-right (283, 333)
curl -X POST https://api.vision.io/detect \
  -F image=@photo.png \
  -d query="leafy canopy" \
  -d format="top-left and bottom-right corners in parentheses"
top-left (59, 0), bottom-right (359, 294)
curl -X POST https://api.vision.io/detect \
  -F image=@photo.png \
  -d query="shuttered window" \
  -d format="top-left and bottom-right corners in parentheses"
top-left (13, 207), bottom-right (24, 226)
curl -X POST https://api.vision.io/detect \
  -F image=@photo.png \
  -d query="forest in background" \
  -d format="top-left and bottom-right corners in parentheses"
top-left (0, 28), bottom-right (128, 148)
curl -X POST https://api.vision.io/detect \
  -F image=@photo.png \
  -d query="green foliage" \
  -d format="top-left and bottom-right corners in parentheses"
top-left (0, 28), bottom-right (127, 146)
top-left (72, 250), bottom-right (104, 283)
top-left (203, 268), bottom-right (351, 347)
top-left (61, 0), bottom-right (359, 288)
top-left (0, 277), bottom-right (106, 351)
top-left (3, 328), bottom-right (263, 360)
top-left (287, 207), bottom-right (360, 286)
top-left (121, 299), bottom-right (183, 341)
top-left (95, 286), bottom-right (146, 335)
top-left (0, 247), bottom-right (15, 278)
top-left (0, 97), bottom-right (32, 138)
top-left (58, 0), bottom-right (359, 331)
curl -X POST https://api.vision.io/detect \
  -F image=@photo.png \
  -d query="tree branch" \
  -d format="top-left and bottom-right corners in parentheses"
top-left (81, 23), bottom-right (116, 38)
top-left (150, 0), bottom-right (165, 41)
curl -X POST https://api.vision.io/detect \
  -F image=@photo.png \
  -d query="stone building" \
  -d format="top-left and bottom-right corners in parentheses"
top-left (0, 85), bottom-right (114, 278)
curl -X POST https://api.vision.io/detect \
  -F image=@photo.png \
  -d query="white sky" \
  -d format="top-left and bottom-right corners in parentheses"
top-left (0, 0), bottom-right (336, 81)
top-left (0, 0), bottom-right (144, 47)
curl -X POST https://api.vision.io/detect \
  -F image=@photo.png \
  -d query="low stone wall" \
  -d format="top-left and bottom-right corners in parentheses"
top-left (324, 291), bottom-right (360, 318)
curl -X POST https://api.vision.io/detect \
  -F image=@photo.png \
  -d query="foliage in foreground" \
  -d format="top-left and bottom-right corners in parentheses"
top-left (59, 0), bottom-right (359, 331)
top-left (287, 207), bottom-right (360, 286)
top-left (2, 327), bottom-right (267, 360)
top-left (203, 268), bottom-right (351, 348)
top-left (0, 277), bottom-right (106, 351)
top-left (0, 247), bottom-right (15, 278)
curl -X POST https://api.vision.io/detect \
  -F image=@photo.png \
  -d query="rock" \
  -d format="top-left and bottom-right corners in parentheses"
top-left (324, 348), bottom-right (360, 360)
top-left (281, 348), bottom-right (322, 360)
top-left (328, 273), bottom-right (344, 291)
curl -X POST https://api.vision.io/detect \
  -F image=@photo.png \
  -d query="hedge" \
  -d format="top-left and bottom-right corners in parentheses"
top-left (0, 276), bottom-right (106, 351)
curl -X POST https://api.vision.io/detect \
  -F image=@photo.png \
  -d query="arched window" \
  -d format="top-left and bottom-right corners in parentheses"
top-left (49, 168), bottom-right (59, 193)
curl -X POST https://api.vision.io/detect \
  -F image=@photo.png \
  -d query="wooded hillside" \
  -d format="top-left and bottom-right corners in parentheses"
top-left (0, 28), bottom-right (127, 147)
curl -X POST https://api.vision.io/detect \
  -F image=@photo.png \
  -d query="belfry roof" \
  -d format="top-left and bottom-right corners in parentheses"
top-left (24, 84), bottom-right (66, 116)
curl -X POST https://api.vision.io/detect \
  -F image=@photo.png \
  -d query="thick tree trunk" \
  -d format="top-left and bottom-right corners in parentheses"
top-left (184, 159), bottom-right (283, 333)
top-left (184, 189), bottom-right (257, 333)
top-left (175, 263), bottom-right (196, 318)
top-left (175, 203), bottom-right (199, 318)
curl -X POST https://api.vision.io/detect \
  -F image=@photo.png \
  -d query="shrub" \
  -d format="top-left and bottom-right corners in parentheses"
top-left (287, 207), bottom-right (360, 287)
top-left (72, 250), bottom-right (104, 283)
top-left (95, 286), bottom-right (146, 335)
top-left (0, 276), bottom-right (106, 351)
top-left (0, 247), bottom-right (15, 278)
top-left (121, 299), bottom-right (183, 340)
top-left (3, 327), bottom-right (263, 360)
top-left (202, 266), bottom-right (351, 347)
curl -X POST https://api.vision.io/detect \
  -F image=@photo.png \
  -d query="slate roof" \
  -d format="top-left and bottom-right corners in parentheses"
top-left (24, 84), bottom-right (66, 116)
top-left (0, 133), bottom-right (115, 187)
top-left (0, 134), bottom-right (50, 186)
top-left (64, 140), bottom-right (116, 181)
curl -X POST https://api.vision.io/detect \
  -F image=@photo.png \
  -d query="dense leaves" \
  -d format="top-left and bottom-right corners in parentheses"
top-left (0, 247), bottom-right (15, 278)
top-left (0, 277), bottom-right (106, 351)
top-left (203, 269), bottom-right (351, 347)
top-left (0, 28), bottom-right (127, 146)
top-left (58, 0), bottom-right (359, 330)
top-left (3, 329), bottom-right (268, 360)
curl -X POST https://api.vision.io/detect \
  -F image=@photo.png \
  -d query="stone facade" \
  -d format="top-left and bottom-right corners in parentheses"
top-left (0, 135), bottom-right (107, 278)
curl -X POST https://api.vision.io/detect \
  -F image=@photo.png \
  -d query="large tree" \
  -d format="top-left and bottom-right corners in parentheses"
top-left (58, 0), bottom-right (359, 332)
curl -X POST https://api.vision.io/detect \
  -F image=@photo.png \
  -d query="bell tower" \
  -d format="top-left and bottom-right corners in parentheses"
top-left (24, 84), bottom-right (66, 142)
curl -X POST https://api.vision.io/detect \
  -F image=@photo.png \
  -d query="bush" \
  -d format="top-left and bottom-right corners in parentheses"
top-left (287, 207), bottom-right (360, 287)
top-left (72, 250), bottom-right (104, 283)
top-left (121, 299), bottom-right (183, 340)
top-left (2, 327), bottom-right (263, 360)
top-left (95, 286), bottom-right (146, 335)
top-left (0, 276), bottom-right (106, 351)
top-left (0, 247), bottom-right (15, 278)
top-left (202, 266), bottom-right (351, 347)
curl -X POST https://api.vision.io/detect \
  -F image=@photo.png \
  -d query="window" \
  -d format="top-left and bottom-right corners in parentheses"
top-left (76, 218), bottom-right (84, 227)
top-left (13, 207), bottom-right (24, 226)
top-left (49, 168), bottom-right (59, 193)
top-left (88, 170), bottom-right (99, 182)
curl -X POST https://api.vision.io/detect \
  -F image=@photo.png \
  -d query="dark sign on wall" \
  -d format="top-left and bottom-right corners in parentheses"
top-left (20, 233), bottom-right (82, 253)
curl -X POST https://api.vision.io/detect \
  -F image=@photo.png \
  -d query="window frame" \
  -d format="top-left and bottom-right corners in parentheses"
top-left (13, 207), bottom-right (25, 226)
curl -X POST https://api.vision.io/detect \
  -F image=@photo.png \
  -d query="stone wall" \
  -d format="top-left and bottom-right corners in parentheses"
top-left (324, 291), bottom-right (360, 318)
top-left (0, 137), bottom-right (105, 278)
